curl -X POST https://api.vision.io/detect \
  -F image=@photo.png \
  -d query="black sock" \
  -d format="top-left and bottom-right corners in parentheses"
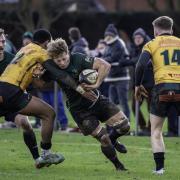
top-left (109, 128), bottom-right (121, 145)
top-left (101, 145), bottom-right (124, 169)
top-left (40, 141), bottom-right (52, 150)
top-left (153, 152), bottom-right (165, 170)
top-left (23, 131), bottom-right (39, 160)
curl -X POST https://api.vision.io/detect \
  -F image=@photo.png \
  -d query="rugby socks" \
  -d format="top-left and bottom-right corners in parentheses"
top-left (109, 128), bottom-right (121, 145)
top-left (101, 145), bottom-right (126, 170)
top-left (153, 152), bottom-right (165, 170)
top-left (23, 131), bottom-right (40, 160)
top-left (40, 142), bottom-right (52, 156)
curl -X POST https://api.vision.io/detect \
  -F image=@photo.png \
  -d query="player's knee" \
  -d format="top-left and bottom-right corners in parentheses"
top-left (113, 117), bottom-right (130, 135)
top-left (94, 127), bottom-right (111, 146)
top-left (82, 119), bottom-right (99, 136)
top-left (19, 118), bottom-right (32, 131)
top-left (49, 108), bottom-right (56, 120)
top-left (40, 107), bottom-right (56, 122)
top-left (152, 129), bottom-right (162, 140)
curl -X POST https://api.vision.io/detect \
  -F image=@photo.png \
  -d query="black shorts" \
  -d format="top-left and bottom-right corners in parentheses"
top-left (0, 82), bottom-right (32, 116)
top-left (150, 83), bottom-right (180, 117)
top-left (4, 112), bottom-right (18, 122)
top-left (70, 95), bottom-right (120, 135)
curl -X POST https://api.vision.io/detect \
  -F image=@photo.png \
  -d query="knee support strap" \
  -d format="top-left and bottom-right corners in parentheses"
top-left (95, 127), bottom-right (111, 145)
top-left (113, 118), bottom-right (130, 135)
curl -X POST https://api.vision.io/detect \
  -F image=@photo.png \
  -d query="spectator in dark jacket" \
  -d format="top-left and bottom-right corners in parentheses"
top-left (68, 27), bottom-right (89, 55)
top-left (103, 24), bottom-right (130, 119)
top-left (119, 28), bottom-right (152, 134)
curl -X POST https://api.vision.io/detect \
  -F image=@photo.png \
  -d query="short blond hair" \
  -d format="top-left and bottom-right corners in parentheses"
top-left (47, 38), bottom-right (68, 58)
top-left (152, 16), bottom-right (173, 30)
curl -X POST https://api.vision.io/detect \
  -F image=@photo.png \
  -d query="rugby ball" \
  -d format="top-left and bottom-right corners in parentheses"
top-left (79, 69), bottom-right (98, 85)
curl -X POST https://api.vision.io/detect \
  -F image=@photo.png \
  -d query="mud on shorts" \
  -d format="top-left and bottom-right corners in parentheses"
top-left (70, 95), bottom-right (120, 135)
top-left (150, 83), bottom-right (180, 117)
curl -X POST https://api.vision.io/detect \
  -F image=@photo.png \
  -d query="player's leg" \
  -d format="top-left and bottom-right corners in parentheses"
top-left (150, 113), bottom-right (165, 174)
top-left (105, 111), bottom-right (130, 153)
top-left (95, 96), bottom-right (130, 153)
top-left (91, 124), bottom-right (127, 171)
top-left (19, 95), bottom-right (65, 168)
top-left (14, 115), bottom-right (40, 161)
top-left (19, 96), bottom-right (54, 145)
top-left (70, 109), bottom-right (127, 171)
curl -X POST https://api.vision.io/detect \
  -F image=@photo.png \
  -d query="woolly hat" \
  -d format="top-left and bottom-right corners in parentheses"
top-left (104, 24), bottom-right (118, 37)
top-left (133, 28), bottom-right (146, 38)
top-left (22, 31), bottom-right (33, 40)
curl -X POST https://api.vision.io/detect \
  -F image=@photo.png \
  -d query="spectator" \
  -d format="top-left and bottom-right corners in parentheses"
top-left (90, 39), bottom-right (106, 58)
top-left (103, 24), bottom-right (130, 120)
top-left (22, 31), bottom-right (33, 46)
top-left (4, 38), bottom-right (16, 54)
top-left (68, 27), bottom-right (89, 55)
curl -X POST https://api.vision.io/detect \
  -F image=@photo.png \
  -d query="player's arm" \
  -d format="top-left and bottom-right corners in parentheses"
top-left (135, 50), bottom-right (151, 101)
top-left (42, 60), bottom-right (78, 89)
top-left (42, 60), bottom-right (98, 101)
top-left (83, 57), bottom-right (111, 91)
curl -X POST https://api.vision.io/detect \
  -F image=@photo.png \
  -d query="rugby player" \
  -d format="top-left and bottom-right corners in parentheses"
top-left (38, 38), bottom-right (130, 171)
top-left (0, 28), bottom-right (42, 168)
top-left (135, 16), bottom-right (180, 175)
top-left (0, 29), bottom-right (95, 168)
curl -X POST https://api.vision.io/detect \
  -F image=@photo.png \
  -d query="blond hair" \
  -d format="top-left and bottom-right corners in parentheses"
top-left (152, 16), bottom-right (173, 30)
top-left (47, 38), bottom-right (68, 58)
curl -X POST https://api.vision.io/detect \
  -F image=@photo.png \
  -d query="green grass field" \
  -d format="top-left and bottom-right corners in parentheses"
top-left (0, 129), bottom-right (180, 180)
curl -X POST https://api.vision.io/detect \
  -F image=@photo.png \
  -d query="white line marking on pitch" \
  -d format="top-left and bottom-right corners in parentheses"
top-left (0, 139), bottom-right (177, 153)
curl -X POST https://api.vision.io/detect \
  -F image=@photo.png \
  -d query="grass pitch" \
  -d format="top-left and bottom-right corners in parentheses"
top-left (0, 129), bottom-right (180, 180)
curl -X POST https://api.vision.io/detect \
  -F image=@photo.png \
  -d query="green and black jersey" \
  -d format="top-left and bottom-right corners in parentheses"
top-left (0, 51), bottom-right (14, 75)
top-left (43, 53), bottom-right (98, 110)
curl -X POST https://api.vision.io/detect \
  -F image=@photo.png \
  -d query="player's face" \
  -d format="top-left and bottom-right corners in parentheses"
top-left (97, 43), bottom-right (106, 55)
top-left (134, 35), bottom-right (144, 46)
top-left (104, 35), bottom-right (115, 44)
top-left (53, 52), bottom-right (70, 69)
top-left (0, 34), bottom-right (6, 54)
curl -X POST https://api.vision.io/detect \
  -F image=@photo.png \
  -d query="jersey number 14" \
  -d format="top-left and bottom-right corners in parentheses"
top-left (161, 49), bottom-right (180, 65)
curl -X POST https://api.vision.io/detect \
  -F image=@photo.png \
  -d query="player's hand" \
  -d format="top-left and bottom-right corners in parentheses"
top-left (76, 85), bottom-right (98, 102)
top-left (80, 82), bottom-right (99, 91)
top-left (135, 85), bottom-right (148, 101)
top-left (82, 90), bottom-right (98, 102)
top-left (32, 63), bottom-right (46, 78)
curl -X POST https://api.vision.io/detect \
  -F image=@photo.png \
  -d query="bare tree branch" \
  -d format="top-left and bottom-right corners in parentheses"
top-left (147, 0), bottom-right (160, 12)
